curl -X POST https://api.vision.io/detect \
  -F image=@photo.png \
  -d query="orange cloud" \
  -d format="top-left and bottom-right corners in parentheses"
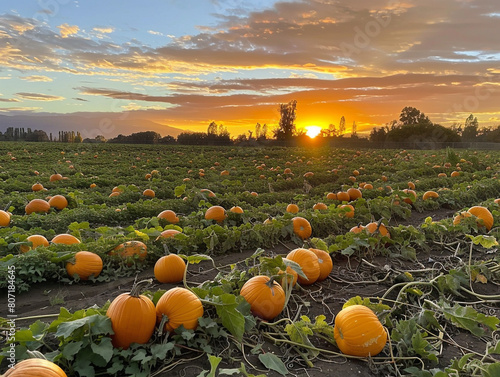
top-left (57, 23), bottom-right (79, 38)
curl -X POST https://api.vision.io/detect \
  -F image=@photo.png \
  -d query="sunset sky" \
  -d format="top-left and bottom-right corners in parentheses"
top-left (0, 0), bottom-right (499, 138)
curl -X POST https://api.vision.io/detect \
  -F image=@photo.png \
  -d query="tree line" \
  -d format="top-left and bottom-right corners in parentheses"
top-left (1, 103), bottom-right (499, 145)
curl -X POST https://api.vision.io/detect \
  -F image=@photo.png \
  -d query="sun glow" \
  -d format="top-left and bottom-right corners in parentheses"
top-left (305, 126), bottom-right (322, 138)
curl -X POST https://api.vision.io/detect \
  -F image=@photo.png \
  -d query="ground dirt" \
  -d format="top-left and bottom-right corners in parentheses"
top-left (3, 208), bottom-right (499, 376)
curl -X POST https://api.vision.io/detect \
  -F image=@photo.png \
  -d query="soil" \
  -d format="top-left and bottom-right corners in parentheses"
top-left (2, 208), bottom-right (498, 376)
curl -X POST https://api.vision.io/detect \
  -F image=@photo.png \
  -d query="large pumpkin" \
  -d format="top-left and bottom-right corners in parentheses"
top-left (48, 195), bottom-right (68, 210)
top-left (155, 287), bottom-right (204, 333)
top-left (110, 240), bottom-right (147, 262)
top-left (156, 229), bottom-right (180, 240)
top-left (158, 210), bottom-right (179, 224)
top-left (3, 358), bottom-right (67, 376)
top-left (204, 205), bottom-right (226, 223)
top-left (309, 248), bottom-right (333, 281)
top-left (106, 280), bottom-right (156, 349)
top-left (51, 233), bottom-right (81, 245)
top-left (20, 234), bottom-right (50, 253)
top-left (0, 210), bottom-right (11, 227)
top-left (25, 199), bottom-right (50, 215)
top-left (468, 206), bottom-right (494, 231)
top-left (347, 187), bottom-right (362, 201)
top-left (292, 217), bottom-right (312, 239)
top-left (154, 254), bottom-right (186, 283)
top-left (66, 251), bottom-right (103, 280)
top-left (365, 222), bottom-right (391, 238)
top-left (240, 275), bottom-right (286, 320)
top-left (334, 304), bottom-right (387, 357)
top-left (286, 203), bottom-right (299, 214)
top-left (286, 248), bottom-right (320, 285)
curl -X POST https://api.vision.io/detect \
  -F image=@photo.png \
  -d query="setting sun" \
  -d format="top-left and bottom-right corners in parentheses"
top-left (305, 126), bottom-right (322, 138)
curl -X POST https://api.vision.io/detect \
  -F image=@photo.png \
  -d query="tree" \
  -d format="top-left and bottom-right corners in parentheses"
top-left (399, 107), bottom-right (430, 125)
top-left (261, 124), bottom-right (268, 139)
top-left (462, 114), bottom-right (478, 141)
top-left (276, 100), bottom-right (297, 140)
top-left (207, 121), bottom-right (218, 135)
top-left (339, 116), bottom-right (345, 136)
top-left (328, 123), bottom-right (337, 137)
top-left (351, 121), bottom-right (357, 137)
top-left (255, 123), bottom-right (261, 139)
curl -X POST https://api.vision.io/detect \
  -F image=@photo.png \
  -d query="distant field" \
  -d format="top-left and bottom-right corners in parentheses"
top-left (1, 142), bottom-right (499, 377)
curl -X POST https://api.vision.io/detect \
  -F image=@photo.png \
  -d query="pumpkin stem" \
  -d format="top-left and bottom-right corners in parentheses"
top-left (130, 278), bottom-right (153, 297)
top-left (162, 243), bottom-right (171, 256)
top-left (26, 350), bottom-right (47, 360)
top-left (158, 313), bottom-right (170, 338)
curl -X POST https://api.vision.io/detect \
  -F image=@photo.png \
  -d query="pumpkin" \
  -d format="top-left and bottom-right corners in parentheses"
top-left (156, 229), bottom-right (180, 240)
top-left (51, 233), bottom-right (81, 245)
top-left (90, 183), bottom-right (97, 188)
top-left (48, 195), bottom-right (68, 210)
top-left (3, 358), bottom-right (68, 377)
top-left (32, 183), bottom-right (45, 192)
top-left (156, 287), bottom-right (204, 333)
top-left (200, 189), bottom-right (216, 198)
top-left (438, 172), bottom-right (447, 178)
top-left (467, 206), bottom-right (494, 231)
top-left (402, 189), bottom-right (417, 204)
top-left (309, 248), bottom-right (333, 281)
top-left (422, 191), bottom-right (439, 200)
top-left (326, 192), bottom-right (337, 200)
top-left (312, 202), bottom-right (327, 211)
top-left (292, 216), bottom-right (312, 239)
top-left (220, 170), bottom-right (230, 176)
top-left (154, 254), bottom-right (186, 283)
top-left (336, 191), bottom-right (350, 202)
top-left (339, 204), bottom-right (354, 218)
top-left (303, 171), bottom-right (314, 178)
top-left (109, 191), bottom-right (121, 197)
top-left (20, 234), bottom-right (49, 253)
top-left (66, 251), bottom-right (103, 280)
top-left (407, 181), bottom-right (416, 190)
top-left (0, 209), bottom-right (11, 227)
top-left (205, 205), bottom-right (226, 223)
top-left (349, 224), bottom-right (365, 234)
top-left (451, 171), bottom-right (460, 177)
top-left (143, 189), bottom-right (155, 198)
top-left (347, 187), bottom-right (362, 201)
top-left (365, 222), bottom-right (391, 238)
top-left (158, 210), bottom-right (180, 224)
top-left (286, 248), bottom-right (320, 285)
top-left (334, 304), bottom-right (387, 357)
top-left (240, 275), bottom-right (286, 320)
top-left (495, 198), bottom-right (500, 205)
top-left (363, 183), bottom-right (374, 190)
top-left (112, 186), bottom-right (123, 193)
top-left (49, 173), bottom-right (63, 182)
top-left (286, 203), bottom-right (299, 213)
top-left (230, 206), bottom-right (244, 214)
top-left (106, 280), bottom-right (156, 349)
top-left (110, 240), bottom-right (147, 262)
top-left (25, 199), bottom-right (50, 215)
top-left (278, 260), bottom-right (298, 288)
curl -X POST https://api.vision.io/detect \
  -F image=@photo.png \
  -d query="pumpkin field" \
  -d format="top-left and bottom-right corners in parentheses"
top-left (0, 142), bottom-right (499, 377)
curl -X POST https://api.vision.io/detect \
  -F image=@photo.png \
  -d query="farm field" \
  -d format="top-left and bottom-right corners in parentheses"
top-left (1, 142), bottom-right (499, 377)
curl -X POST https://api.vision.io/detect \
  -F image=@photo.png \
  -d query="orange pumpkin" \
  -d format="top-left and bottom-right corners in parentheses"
top-left (20, 234), bottom-right (50, 253)
top-left (143, 189), bottom-right (155, 198)
top-left (51, 233), bottom-right (81, 245)
top-left (3, 358), bottom-right (68, 377)
top-left (365, 222), bottom-right (391, 238)
top-left (292, 217), bottom-right (312, 239)
top-left (25, 199), bottom-right (50, 215)
top-left (336, 191), bottom-right (350, 202)
top-left (205, 205), bottom-right (226, 223)
top-left (422, 191), bottom-right (439, 200)
top-left (407, 181), bottom-right (416, 190)
top-left (278, 260), bottom-right (298, 288)
top-left (200, 189), bottom-right (216, 198)
top-left (48, 195), bottom-right (68, 210)
top-left (402, 189), bottom-right (417, 204)
top-left (349, 224), bottom-right (365, 234)
top-left (347, 187), bottom-right (362, 201)
top-left (66, 251), bottom-right (103, 280)
top-left (240, 275), bottom-right (286, 320)
top-left (156, 229), bottom-right (180, 240)
top-left (32, 183), bottom-right (45, 192)
top-left (158, 210), bottom-right (180, 224)
top-left (312, 202), bottom-right (328, 211)
top-left (467, 206), bottom-right (494, 231)
top-left (230, 206), bottom-right (244, 214)
top-left (334, 305), bottom-right (387, 357)
top-left (49, 173), bottom-right (63, 182)
top-left (111, 240), bottom-right (147, 263)
top-left (286, 248), bottom-right (320, 285)
top-left (286, 203), bottom-right (299, 213)
top-left (106, 280), bottom-right (156, 349)
top-left (451, 171), bottom-right (460, 177)
top-left (156, 287), bottom-right (204, 333)
top-left (339, 204), bottom-right (354, 218)
top-left (154, 254), bottom-right (186, 283)
top-left (309, 248), bottom-right (333, 281)
top-left (326, 192), bottom-right (337, 200)
top-left (0, 209), bottom-right (11, 227)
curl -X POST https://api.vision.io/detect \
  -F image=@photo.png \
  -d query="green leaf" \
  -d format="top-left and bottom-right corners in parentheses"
top-left (342, 296), bottom-right (391, 313)
top-left (441, 302), bottom-right (499, 336)
top-left (258, 353), bottom-right (288, 376)
top-left (62, 340), bottom-right (83, 360)
top-left (179, 253), bottom-right (214, 265)
top-left (197, 354), bottom-right (222, 377)
top-left (466, 234), bottom-right (498, 248)
top-left (215, 293), bottom-right (246, 341)
top-left (91, 337), bottom-right (114, 363)
top-left (174, 184), bottom-right (186, 197)
top-left (487, 362), bottom-right (500, 376)
top-left (151, 343), bottom-right (175, 359)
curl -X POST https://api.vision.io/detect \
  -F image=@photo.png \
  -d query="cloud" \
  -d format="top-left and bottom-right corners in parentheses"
top-left (20, 75), bottom-right (53, 82)
top-left (0, 97), bottom-right (20, 102)
top-left (57, 23), bottom-right (79, 38)
top-left (0, 106), bottom-right (42, 112)
top-left (93, 26), bottom-right (114, 34)
top-left (148, 30), bottom-right (164, 36)
top-left (16, 92), bottom-right (65, 101)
